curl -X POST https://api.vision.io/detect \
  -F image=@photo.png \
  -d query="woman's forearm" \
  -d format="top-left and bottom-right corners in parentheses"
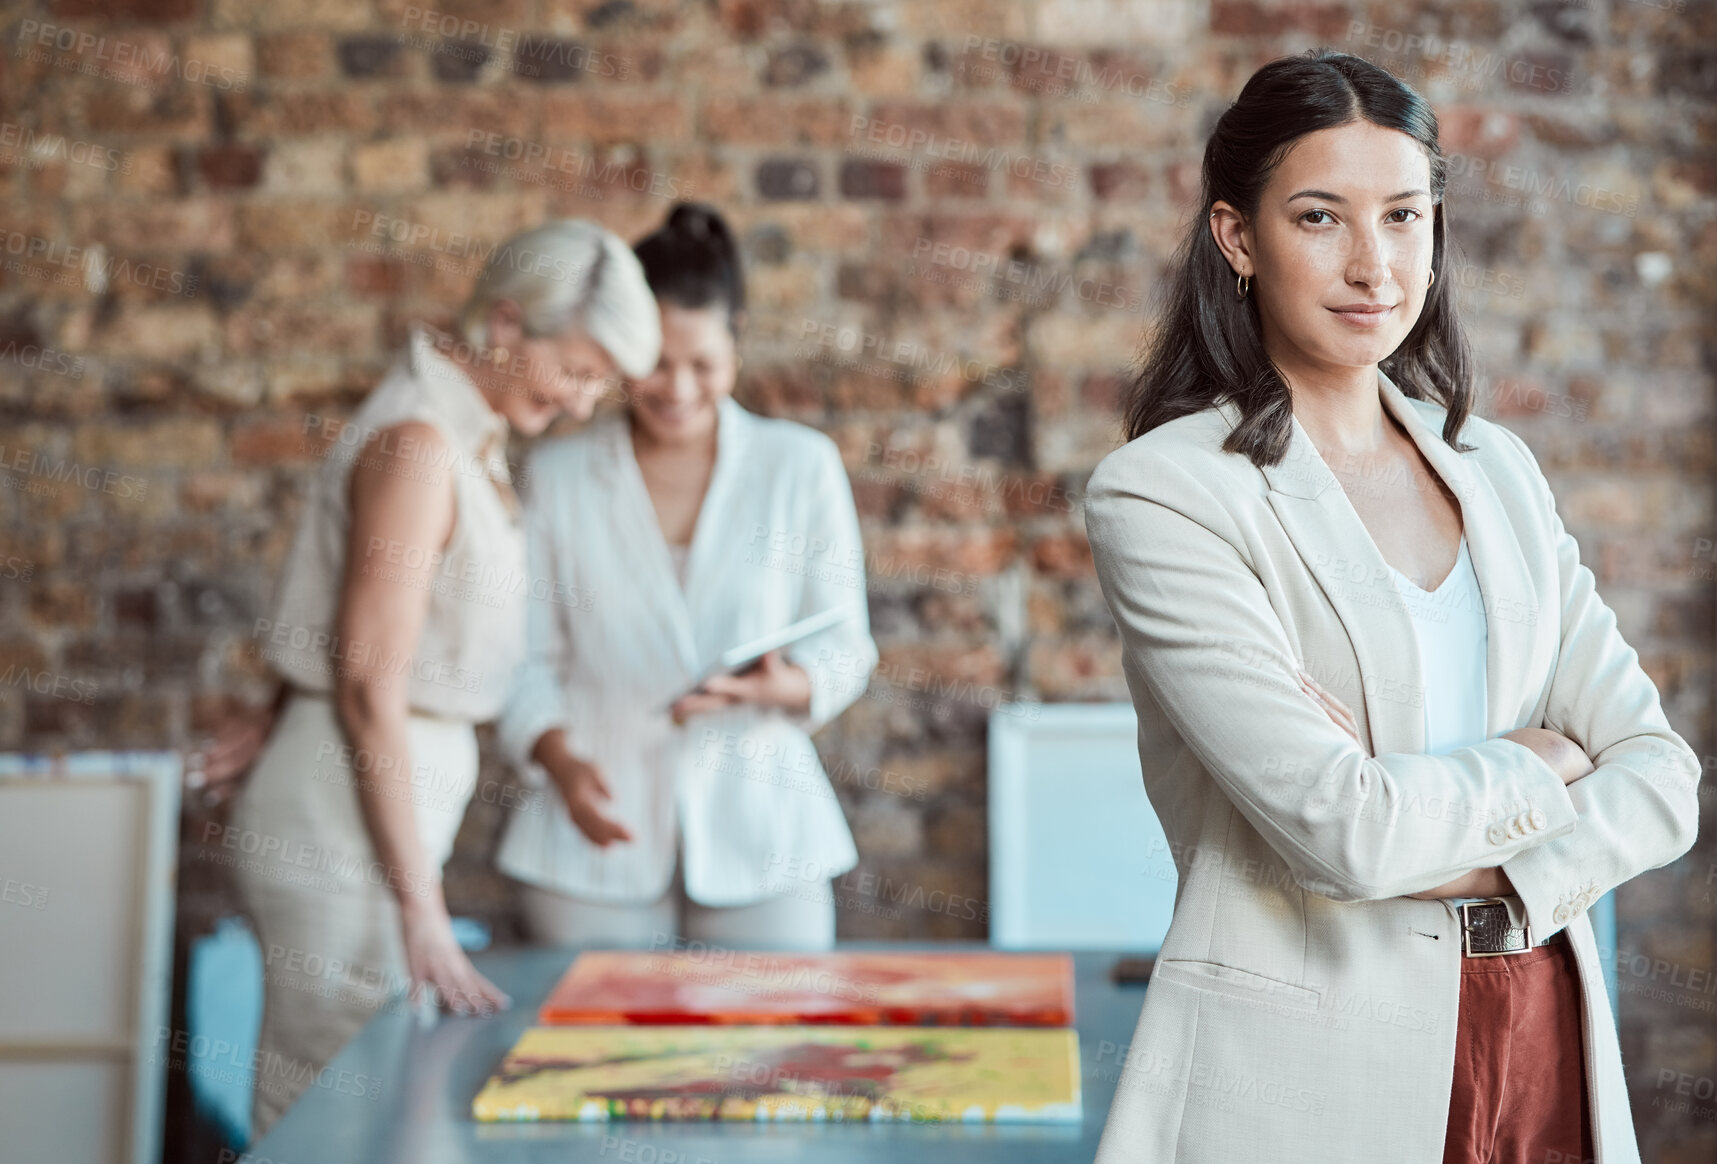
top-left (1408, 866), bottom-right (1514, 900)
top-left (336, 682), bottom-right (444, 918)
top-left (1405, 727), bottom-right (1591, 899)
top-left (1501, 726), bottom-right (1595, 786)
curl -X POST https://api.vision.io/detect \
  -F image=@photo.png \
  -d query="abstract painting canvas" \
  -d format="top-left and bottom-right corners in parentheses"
top-left (471, 1024), bottom-right (1082, 1123)
top-left (538, 950), bottom-right (1075, 1026)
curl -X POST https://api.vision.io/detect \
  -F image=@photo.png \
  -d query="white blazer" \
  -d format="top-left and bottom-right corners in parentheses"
top-left (496, 397), bottom-right (878, 907)
top-left (1083, 368), bottom-right (1701, 1164)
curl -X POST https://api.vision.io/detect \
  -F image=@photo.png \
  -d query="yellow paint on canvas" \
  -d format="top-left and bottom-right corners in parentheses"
top-left (471, 1025), bottom-right (1081, 1123)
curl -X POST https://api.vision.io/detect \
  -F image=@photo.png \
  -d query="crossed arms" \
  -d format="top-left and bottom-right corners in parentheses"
top-left (1084, 441), bottom-right (1700, 937)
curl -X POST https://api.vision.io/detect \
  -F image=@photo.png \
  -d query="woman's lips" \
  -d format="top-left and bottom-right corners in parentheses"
top-left (1328, 303), bottom-right (1394, 328)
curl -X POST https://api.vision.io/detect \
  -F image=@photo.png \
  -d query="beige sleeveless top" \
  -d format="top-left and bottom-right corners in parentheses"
top-left (261, 323), bottom-right (528, 721)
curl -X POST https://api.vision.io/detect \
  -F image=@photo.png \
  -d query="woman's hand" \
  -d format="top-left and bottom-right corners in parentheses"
top-left (669, 650), bottom-right (811, 725)
top-left (184, 696), bottom-right (280, 805)
top-left (398, 896), bottom-right (511, 1016)
top-left (1297, 669), bottom-right (1365, 753)
top-left (1298, 668), bottom-right (1521, 900)
top-left (1500, 726), bottom-right (1594, 787)
top-left (533, 729), bottom-right (633, 846)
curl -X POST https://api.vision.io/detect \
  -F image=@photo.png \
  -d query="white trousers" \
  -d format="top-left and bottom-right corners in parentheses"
top-left (227, 691), bottom-right (477, 1141)
top-left (518, 843), bottom-right (835, 951)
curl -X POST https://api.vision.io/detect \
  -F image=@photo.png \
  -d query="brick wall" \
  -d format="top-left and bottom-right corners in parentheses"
top-left (1, 0), bottom-right (1713, 1155)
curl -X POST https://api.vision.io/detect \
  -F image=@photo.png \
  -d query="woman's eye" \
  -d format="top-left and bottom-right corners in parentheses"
top-left (1301, 209), bottom-right (1333, 225)
top-left (1387, 207), bottom-right (1422, 224)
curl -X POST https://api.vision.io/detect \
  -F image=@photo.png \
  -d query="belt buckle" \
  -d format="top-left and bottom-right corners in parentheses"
top-left (1459, 898), bottom-right (1533, 957)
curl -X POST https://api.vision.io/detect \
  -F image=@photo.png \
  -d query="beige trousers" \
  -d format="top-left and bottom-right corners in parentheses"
top-left (518, 844), bottom-right (836, 951)
top-left (227, 691), bottom-right (477, 1141)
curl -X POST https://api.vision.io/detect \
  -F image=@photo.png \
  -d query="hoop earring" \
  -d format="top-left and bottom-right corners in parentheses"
top-left (1427, 269), bottom-right (1436, 286)
top-left (1236, 273), bottom-right (1251, 299)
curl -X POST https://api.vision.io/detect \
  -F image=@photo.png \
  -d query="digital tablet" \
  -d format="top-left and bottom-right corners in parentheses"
top-left (667, 605), bottom-right (857, 707)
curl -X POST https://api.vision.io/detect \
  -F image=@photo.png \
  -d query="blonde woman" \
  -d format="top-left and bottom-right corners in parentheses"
top-left (226, 220), bottom-right (660, 1138)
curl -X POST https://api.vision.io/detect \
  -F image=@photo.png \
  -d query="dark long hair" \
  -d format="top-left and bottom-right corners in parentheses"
top-left (1121, 49), bottom-right (1476, 464)
top-left (632, 202), bottom-right (746, 335)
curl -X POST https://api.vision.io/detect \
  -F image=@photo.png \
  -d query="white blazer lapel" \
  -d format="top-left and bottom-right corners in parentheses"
top-left (608, 417), bottom-right (702, 679)
top-left (678, 397), bottom-right (749, 639)
top-left (1376, 370), bottom-right (1543, 738)
top-left (1247, 401), bottom-right (1427, 756)
top-left (611, 399), bottom-right (755, 682)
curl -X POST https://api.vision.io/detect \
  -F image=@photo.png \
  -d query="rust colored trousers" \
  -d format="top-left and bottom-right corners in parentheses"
top-left (1443, 937), bottom-right (1595, 1164)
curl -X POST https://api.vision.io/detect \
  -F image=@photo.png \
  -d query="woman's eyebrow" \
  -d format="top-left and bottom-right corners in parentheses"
top-left (1286, 188), bottom-right (1431, 203)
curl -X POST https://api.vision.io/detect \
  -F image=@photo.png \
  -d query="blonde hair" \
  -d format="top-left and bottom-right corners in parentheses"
top-left (456, 219), bottom-right (661, 379)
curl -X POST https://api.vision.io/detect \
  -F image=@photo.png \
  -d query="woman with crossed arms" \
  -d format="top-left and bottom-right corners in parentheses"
top-left (1084, 52), bottom-right (1699, 1164)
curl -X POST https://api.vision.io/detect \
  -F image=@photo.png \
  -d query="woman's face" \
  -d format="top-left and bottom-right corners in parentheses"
top-left (629, 303), bottom-right (737, 446)
top-left (1216, 120), bottom-right (1437, 381)
top-left (483, 302), bottom-right (618, 435)
top-left (514, 329), bottom-right (617, 431)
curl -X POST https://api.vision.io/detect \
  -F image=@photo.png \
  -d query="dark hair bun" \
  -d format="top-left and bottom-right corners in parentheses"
top-left (636, 201), bottom-right (745, 323)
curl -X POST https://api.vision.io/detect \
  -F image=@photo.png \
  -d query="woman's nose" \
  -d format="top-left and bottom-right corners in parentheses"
top-left (1345, 233), bottom-right (1392, 288)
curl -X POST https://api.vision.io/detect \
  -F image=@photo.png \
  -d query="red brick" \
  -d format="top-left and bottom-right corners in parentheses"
top-left (1209, 2), bottom-right (1353, 37)
top-left (735, 363), bottom-right (822, 415)
top-left (72, 198), bottom-right (238, 253)
top-left (230, 414), bottom-right (323, 465)
top-left (877, 640), bottom-right (1009, 689)
top-left (81, 87), bottom-right (210, 138)
top-left (1089, 161), bottom-right (1150, 201)
top-left (879, 211), bottom-right (1039, 258)
top-left (700, 96), bottom-right (854, 145)
top-left (1436, 106), bottom-right (1521, 159)
top-left (859, 102), bottom-right (1028, 147)
top-left (1027, 636), bottom-right (1125, 699)
top-left (377, 90), bottom-right (537, 139)
top-left (925, 162), bottom-right (988, 198)
top-left (197, 143), bottom-right (264, 189)
top-left (1031, 531), bottom-right (1094, 576)
top-left (256, 31), bottom-right (332, 78)
top-left (867, 527), bottom-right (1019, 577)
top-left (541, 92), bottom-right (693, 143)
top-left (226, 89), bottom-right (375, 137)
top-left (714, 0), bottom-right (820, 39)
top-left (839, 159), bottom-right (906, 200)
top-left (224, 301), bottom-right (381, 358)
top-left (51, 0), bottom-right (198, 20)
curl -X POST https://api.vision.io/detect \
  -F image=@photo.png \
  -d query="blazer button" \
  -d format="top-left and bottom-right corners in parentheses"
top-left (1506, 816), bottom-right (1526, 839)
top-left (1529, 808), bottom-right (1547, 830)
top-left (1553, 904), bottom-right (1571, 924)
top-left (1487, 824), bottom-right (1509, 845)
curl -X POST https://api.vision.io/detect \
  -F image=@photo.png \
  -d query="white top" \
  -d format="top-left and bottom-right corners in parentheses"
top-left (496, 397), bottom-right (879, 907)
top-left (263, 323), bottom-right (527, 721)
top-left (1386, 535), bottom-right (1488, 756)
top-left (667, 542), bottom-right (690, 591)
top-left (1386, 535), bottom-right (1495, 907)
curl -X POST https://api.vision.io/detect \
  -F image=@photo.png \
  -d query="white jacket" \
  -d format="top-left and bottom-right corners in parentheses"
top-left (496, 397), bottom-right (878, 907)
top-left (1084, 368), bottom-right (1700, 1164)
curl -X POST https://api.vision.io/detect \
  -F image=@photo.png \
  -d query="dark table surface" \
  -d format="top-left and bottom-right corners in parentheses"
top-left (249, 943), bottom-right (1148, 1164)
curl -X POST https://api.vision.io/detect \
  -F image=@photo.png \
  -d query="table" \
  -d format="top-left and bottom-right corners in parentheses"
top-left (249, 944), bottom-right (1149, 1164)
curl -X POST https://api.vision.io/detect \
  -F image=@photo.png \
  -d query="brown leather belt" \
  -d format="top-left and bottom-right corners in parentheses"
top-left (1458, 898), bottom-right (1566, 957)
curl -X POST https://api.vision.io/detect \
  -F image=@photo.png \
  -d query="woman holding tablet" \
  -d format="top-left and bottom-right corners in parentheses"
top-left (497, 203), bottom-right (878, 949)
top-left (1083, 52), bottom-right (1699, 1163)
